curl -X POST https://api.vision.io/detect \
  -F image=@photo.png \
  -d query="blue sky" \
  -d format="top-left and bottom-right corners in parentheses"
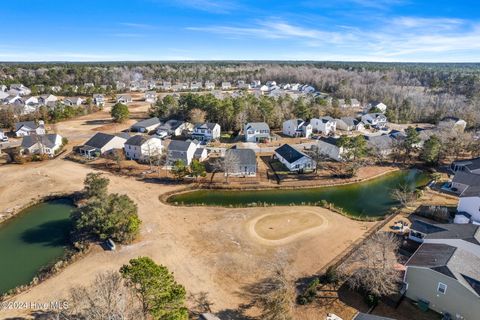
top-left (1, 0), bottom-right (479, 62)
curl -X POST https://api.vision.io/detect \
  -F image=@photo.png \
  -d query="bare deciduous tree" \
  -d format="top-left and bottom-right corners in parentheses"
top-left (391, 183), bottom-right (418, 207)
top-left (347, 232), bottom-right (401, 297)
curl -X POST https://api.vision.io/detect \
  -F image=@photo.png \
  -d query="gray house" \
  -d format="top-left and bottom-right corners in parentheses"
top-left (130, 117), bottom-right (161, 133)
top-left (404, 243), bottom-right (480, 319)
top-left (79, 132), bottom-right (127, 158)
top-left (244, 122), bottom-right (270, 142)
top-left (336, 117), bottom-right (364, 132)
top-left (224, 148), bottom-right (257, 177)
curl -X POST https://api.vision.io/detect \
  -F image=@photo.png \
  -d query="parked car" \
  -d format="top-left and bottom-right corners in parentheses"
top-left (1, 136), bottom-right (8, 142)
top-left (155, 131), bottom-right (169, 139)
top-left (106, 238), bottom-right (116, 251)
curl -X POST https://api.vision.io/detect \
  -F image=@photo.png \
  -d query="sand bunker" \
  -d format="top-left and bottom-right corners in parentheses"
top-left (249, 208), bottom-right (328, 245)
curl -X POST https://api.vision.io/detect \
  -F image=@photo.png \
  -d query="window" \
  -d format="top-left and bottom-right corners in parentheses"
top-left (437, 282), bottom-right (447, 294)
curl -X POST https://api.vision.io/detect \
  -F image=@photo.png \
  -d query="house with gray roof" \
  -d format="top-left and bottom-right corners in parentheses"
top-left (224, 148), bottom-right (257, 177)
top-left (79, 132), bottom-right (127, 158)
top-left (450, 157), bottom-right (480, 175)
top-left (156, 119), bottom-right (192, 137)
top-left (21, 133), bottom-right (63, 157)
top-left (244, 122), bottom-right (270, 142)
top-left (124, 135), bottom-right (162, 162)
top-left (310, 116), bottom-right (336, 135)
top-left (282, 119), bottom-right (312, 138)
top-left (144, 91), bottom-right (157, 103)
top-left (438, 116), bottom-right (467, 133)
top-left (366, 134), bottom-right (394, 156)
top-left (63, 97), bottom-right (83, 106)
top-left (336, 117), bottom-right (364, 132)
top-left (93, 94), bottom-right (105, 106)
top-left (404, 243), bottom-right (480, 319)
top-left (361, 113), bottom-right (388, 129)
top-left (315, 137), bottom-right (344, 162)
top-left (14, 121), bottom-right (46, 137)
top-left (166, 140), bottom-right (199, 167)
top-left (274, 144), bottom-right (316, 172)
top-left (192, 122), bottom-right (221, 141)
top-left (131, 117), bottom-right (161, 133)
top-left (116, 94), bottom-right (132, 104)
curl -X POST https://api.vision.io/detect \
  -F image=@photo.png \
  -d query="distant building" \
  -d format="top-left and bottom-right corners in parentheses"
top-left (116, 94), bottom-right (132, 104)
top-left (438, 117), bottom-right (467, 133)
top-left (144, 91), bottom-right (157, 103)
top-left (204, 81), bottom-right (215, 90)
top-left (221, 82), bottom-right (231, 90)
top-left (93, 94), bottom-right (105, 107)
top-left (366, 101), bottom-right (387, 113)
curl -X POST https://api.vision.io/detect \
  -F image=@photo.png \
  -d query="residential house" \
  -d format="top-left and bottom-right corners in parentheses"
top-left (144, 91), bottom-right (157, 103)
top-left (404, 243), bottom-right (480, 319)
top-left (79, 132), bottom-right (127, 158)
top-left (338, 99), bottom-right (348, 108)
top-left (39, 94), bottom-right (57, 105)
top-left (450, 157), bottom-right (480, 175)
top-left (14, 121), bottom-right (46, 137)
top-left (205, 81), bottom-right (215, 90)
top-left (84, 82), bottom-right (94, 88)
top-left (157, 119), bottom-right (192, 137)
top-left (24, 96), bottom-right (38, 106)
top-left (282, 119), bottom-right (312, 138)
top-left (2, 94), bottom-right (21, 105)
top-left (193, 146), bottom-right (208, 162)
top-left (438, 117), bottom-right (467, 133)
top-left (451, 171), bottom-right (480, 196)
top-left (63, 97), bottom-right (83, 106)
top-left (159, 81), bottom-right (171, 91)
top-left (129, 81), bottom-right (140, 91)
top-left (50, 86), bottom-right (62, 93)
top-left (93, 94), bottom-right (105, 107)
top-left (115, 81), bottom-right (126, 90)
top-left (116, 94), bottom-right (132, 104)
top-left (0, 91), bottom-right (9, 100)
top-left (221, 82), bottom-right (231, 90)
top-left (171, 83), bottom-right (189, 91)
top-left (166, 140), bottom-right (199, 167)
top-left (336, 117), bottom-right (364, 132)
top-left (310, 116), bottom-right (336, 135)
top-left (237, 80), bottom-right (250, 89)
top-left (191, 122), bottom-right (221, 142)
top-left (250, 80), bottom-right (261, 88)
top-left (300, 85), bottom-right (315, 93)
top-left (455, 181), bottom-right (480, 224)
top-left (190, 81), bottom-right (202, 90)
top-left (315, 137), bottom-right (344, 161)
top-left (131, 117), bottom-right (161, 133)
top-left (244, 122), bottom-right (271, 142)
top-left (124, 135), bottom-right (163, 162)
top-left (366, 101), bottom-right (387, 113)
top-left (361, 113), bottom-right (388, 129)
top-left (408, 220), bottom-right (480, 257)
top-left (366, 134), bottom-right (394, 156)
top-left (0, 130), bottom-right (6, 142)
top-left (274, 144), bottom-right (316, 172)
top-left (224, 148), bottom-right (257, 177)
top-left (350, 99), bottom-right (361, 108)
top-left (20, 133), bottom-right (63, 157)
top-left (10, 84), bottom-right (31, 96)
top-left (0, 84), bottom-right (6, 92)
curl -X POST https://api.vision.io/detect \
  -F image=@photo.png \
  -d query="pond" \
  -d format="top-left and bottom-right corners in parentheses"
top-left (0, 199), bottom-right (74, 295)
top-left (168, 169), bottom-right (430, 218)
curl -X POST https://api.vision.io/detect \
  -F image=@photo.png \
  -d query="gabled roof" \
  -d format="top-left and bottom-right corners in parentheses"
top-left (194, 122), bottom-right (218, 130)
top-left (319, 116), bottom-right (334, 123)
top-left (21, 134), bottom-right (60, 149)
top-left (158, 119), bottom-right (184, 131)
top-left (452, 171), bottom-right (480, 187)
top-left (125, 135), bottom-right (150, 146)
top-left (15, 121), bottom-right (37, 131)
top-left (225, 148), bottom-right (256, 166)
top-left (452, 157), bottom-right (480, 172)
top-left (366, 134), bottom-right (393, 149)
top-left (340, 116), bottom-right (360, 127)
top-left (245, 122), bottom-right (269, 131)
top-left (84, 132), bottom-right (124, 149)
top-left (411, 220), bottom-right (480, 244)
top-left (275, 144), bottom-right (310, 164)
top-left (407, 243), bottom-right (480, 296)
top-left (168, 140), bottom-right (195, 152)
top-left (132, 117), bottom-right (161, 129)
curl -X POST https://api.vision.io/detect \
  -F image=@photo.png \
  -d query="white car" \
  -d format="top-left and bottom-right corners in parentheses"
top-left (155, 131), bottom-right (169, 139)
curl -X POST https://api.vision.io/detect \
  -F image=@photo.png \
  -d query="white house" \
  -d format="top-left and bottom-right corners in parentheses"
top-left (350, 99), bottom-right (361, 108)
top-left (454, 174), bottom-right (480, 224)
top-left (311, 116), bottom-right (336, 135)
top-left (93, 94), bottom-right (105, 107)
top-left (336, 117), bottom-right (364, 132)
top-left (116, 94), bottom-right (132, 104)
top-left (10, 84), bottom-right (31, 96)
top-left (301, 85), bottom-right (315, 93)
top-left (366, 101), bottom-right (387, 113)
top-left (64, 97), bottom-right (83, 106)
top-left (361, 113), bottom-right (388, 129)
top-left (190, 82), bottom-right (202, 90)
top-left (251, 80), bottom-right (261, 88)
top-left (24, 96), bottom-right (39, 106)
top-left (244, 122), bottom-right (271, 142)
top-left (115, 81), bottom-right (126, 90)
top-left (14, 121), bottom-right (46, 137)
top-left (20, 133), bottom-right (63, 157)
top-left (237, 80), bottom-right (250, 89)
top-left (205, 81), bottom-right (215, 90)
top-left (79, 132), bottom-right (127, 158)
top-left (39, 94), bottom-right (58, 105)
top-left (159, 81), bottom-right (171, 91)
top-left (315, 137), bottom-right (344, 162)
top-left (144, 91), bottom-right (157, 103)
top-left (192, 122), bottom-right (221, 142)
top-left (274, 144), bottom-right (316, 172)
top-left (124, 135), bottom-right (163, 162)
top-left (282, 119), bottom-right (312, 138)
top-left (131, 117), bottom-right (161, 133)
top-left (221, 82), bottom-right (231, 90)
top-left (156, 119), bottom-right (192, 137)
top-left (167, 140), bottom-right (199, 167)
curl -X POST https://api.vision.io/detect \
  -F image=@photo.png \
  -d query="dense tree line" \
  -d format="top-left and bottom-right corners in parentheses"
top-left (1, 61), bottom-right (479, 126)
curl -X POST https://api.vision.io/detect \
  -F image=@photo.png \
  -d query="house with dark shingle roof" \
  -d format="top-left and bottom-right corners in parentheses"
top-left (124, 135), bottom-right (162, 162)
top-left (166, 140), bottom-right (199, 167)
top-left (404, 243), bottom-right (480, 319)
top-left (274, 144), bottom-right (315, 172)
top-left (191, 122), bottom-right (221, 141)
top-left (130, 117), bottom-right (161, 133)
top-left (336, 117), bottom-right (364, 132)
top-left (21, 133), bottom-right (63, 156)
top-left (79, 132), bottom-right (127, 158)
top-left (224, 148), bottom-right (257, 177)
top-left (282, 119), bottom-right (312, 138)
top-left (244, 122), bottom-right (270, 142)
top-left (450, 157), bottom-right (480, 175)
top-left (156, 119), bottom-right (192, 137)
top-left (14, 120), bottom-right (46, 137)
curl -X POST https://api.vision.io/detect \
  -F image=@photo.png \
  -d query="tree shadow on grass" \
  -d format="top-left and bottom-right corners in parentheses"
top-left (20, 219), bottom-right (71, 247)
